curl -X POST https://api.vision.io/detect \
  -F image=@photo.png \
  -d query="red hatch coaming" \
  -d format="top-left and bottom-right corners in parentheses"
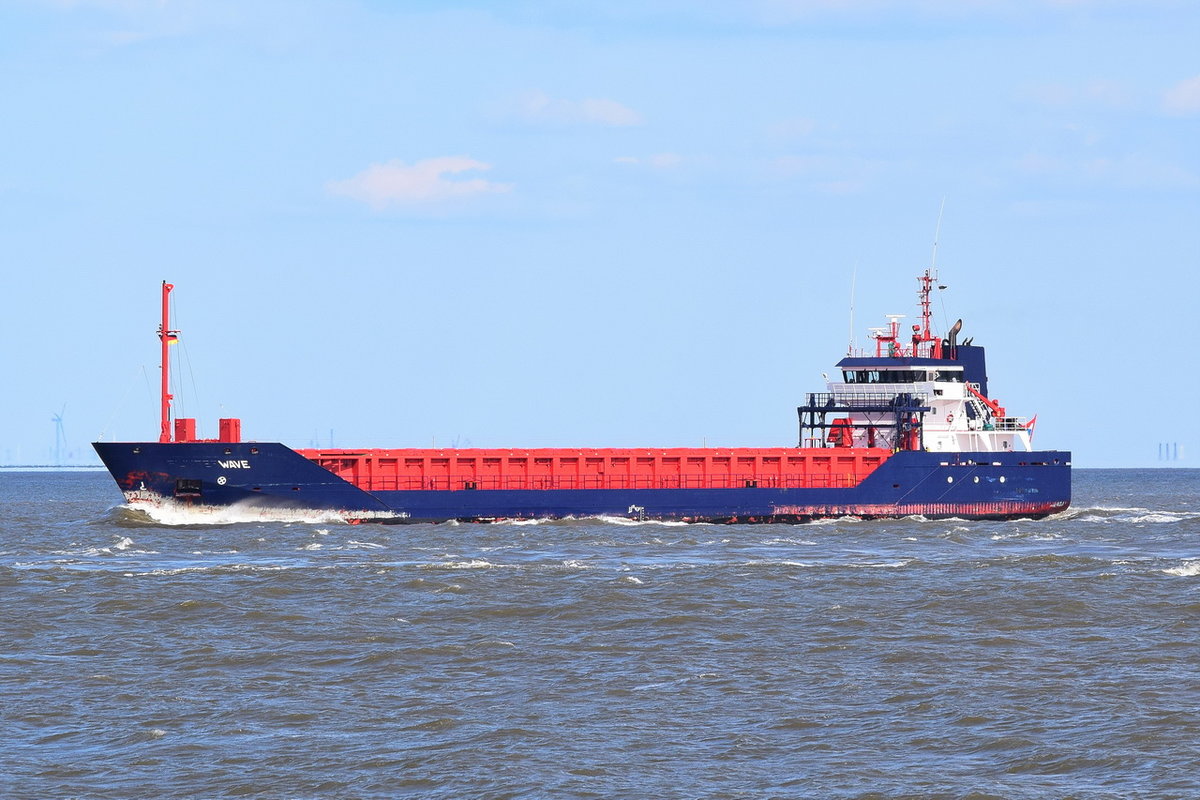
top-left (294, 446), bottom-right (894, 493)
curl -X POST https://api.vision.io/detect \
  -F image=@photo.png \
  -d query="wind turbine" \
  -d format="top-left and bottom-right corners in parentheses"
top-left (52, 404), bottom-right (66, 465)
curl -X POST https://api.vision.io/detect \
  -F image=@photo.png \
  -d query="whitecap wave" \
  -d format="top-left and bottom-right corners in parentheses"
top-left (991, 531), bottom-right (1065, 542)
top-left (1128, 513), bottom-right (1193, 524)
top-left (499, 514), bottom-right (698, 527)
top-left (124, 564), bottom-right (291, 577)
top-left (116, 498), bottom-right (404, 527)
top-left (424, 559), bottom-right (504, 570)
top-left (53, 535), bottom-right (159, 558)
top-left (1054, 506), bottom-right (1198, 524)
top-left (590, 515), bottom-right (691, 527)
top-left (1163, 560), bottom-right (1200, 577)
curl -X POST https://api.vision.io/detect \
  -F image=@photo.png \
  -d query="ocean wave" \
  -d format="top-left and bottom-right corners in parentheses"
top-left (1163, 560), bottom-right (1200, 577)
top-left (108, 501), bottom-right (403, 527)
top-left (503, 514), bottom-right (694, 528)
top-left (122, 563), bottom-right (293, 577)
top-left (1053, 506), bottom-right (1199, 524)
top-left (989, 531), bottom-right (1065, 542)
top-left (1127, 513), bottom-right (1195, 524)
top-left (420, 559), bottom-right (507, 570)
top-left (50, 535), bottom-right (159, 558)
top-left (594, 515), bottom-right (692, 527)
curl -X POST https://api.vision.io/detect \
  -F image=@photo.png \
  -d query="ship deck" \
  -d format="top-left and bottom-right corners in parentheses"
top-left (293, 446), bottom-right (894, 493)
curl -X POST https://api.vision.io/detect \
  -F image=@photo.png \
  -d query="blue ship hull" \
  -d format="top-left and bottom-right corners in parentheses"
top-left (93, 441), bottom-right (1071, 523)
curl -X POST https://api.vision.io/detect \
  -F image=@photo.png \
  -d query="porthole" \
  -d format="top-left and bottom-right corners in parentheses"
top-left (973, 476), bottom-right (980, 483)
top-left (999, 476), bottom-right (1006, 483)
top-left (946, 476), bottom-right (954, 484)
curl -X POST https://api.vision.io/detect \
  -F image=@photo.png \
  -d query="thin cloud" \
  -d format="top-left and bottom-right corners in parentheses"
top-left (1163, 74), bottom-right (1200, 115)
top-left (516, 90), bottom-right (643, 127)
top-left (767, 117), bottom-right (819, 140)
top-left (327, 157), bottom-right (512, 209)
top-left (755, 0), bottom-right (1167, 20)
top-left (36, 0), bottom-right (199, 46)
top-left (768, 154), bottom-right (884, 194)
top-left (38, 0), bottom-right (167, 9)
top-left (614, 153), bottom-right (684, 169)
top-left (1021, 80), bottom-right (1135, 110)
top-left (1015, 152), bottom-right (1198, 188)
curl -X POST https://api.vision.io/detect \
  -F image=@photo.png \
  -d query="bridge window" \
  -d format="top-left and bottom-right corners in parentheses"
top-left (843, 369), bottom-right (930, 384)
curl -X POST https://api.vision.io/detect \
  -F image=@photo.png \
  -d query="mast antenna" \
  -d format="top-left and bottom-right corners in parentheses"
top-left (930, 195), bottom-right (945, 275)
top-left (847, 262), bottom-right (857, 356)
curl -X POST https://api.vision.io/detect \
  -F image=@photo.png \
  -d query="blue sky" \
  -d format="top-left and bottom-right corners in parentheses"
top-left (1, 0), bottom-right (1196, 468)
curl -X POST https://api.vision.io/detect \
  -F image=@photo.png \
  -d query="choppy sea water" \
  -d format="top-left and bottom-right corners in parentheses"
top-left (2, 469), bottom-right (1198, 799)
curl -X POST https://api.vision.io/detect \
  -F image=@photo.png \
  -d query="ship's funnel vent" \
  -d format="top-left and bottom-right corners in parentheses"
top-left (947, 318), bottom-right (962, 348)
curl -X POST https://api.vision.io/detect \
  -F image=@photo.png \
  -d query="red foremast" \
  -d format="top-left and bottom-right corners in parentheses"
top-left (156, 281), bottom-right (242, 445)
top-left (158, 281), bottom-right (176, 443)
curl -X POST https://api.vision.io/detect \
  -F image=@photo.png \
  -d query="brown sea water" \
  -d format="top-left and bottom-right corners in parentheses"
top-left (2, 469), bottom-right (1198, 799)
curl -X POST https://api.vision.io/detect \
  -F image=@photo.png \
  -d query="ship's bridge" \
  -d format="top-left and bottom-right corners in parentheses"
top-left (808, 352), bottom-right (1032, 454)
top-left (836, 349), bottom-right (988, 397)
top-left (798, 271), bottom-right (1034, 454)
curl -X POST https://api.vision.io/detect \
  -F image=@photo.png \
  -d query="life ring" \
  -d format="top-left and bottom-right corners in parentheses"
top-left (946, 413), bottom-right (955, 424)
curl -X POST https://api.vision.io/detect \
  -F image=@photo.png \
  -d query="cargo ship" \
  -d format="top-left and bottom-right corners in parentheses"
top-left (94, 273), bottom-right (1070, 523)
